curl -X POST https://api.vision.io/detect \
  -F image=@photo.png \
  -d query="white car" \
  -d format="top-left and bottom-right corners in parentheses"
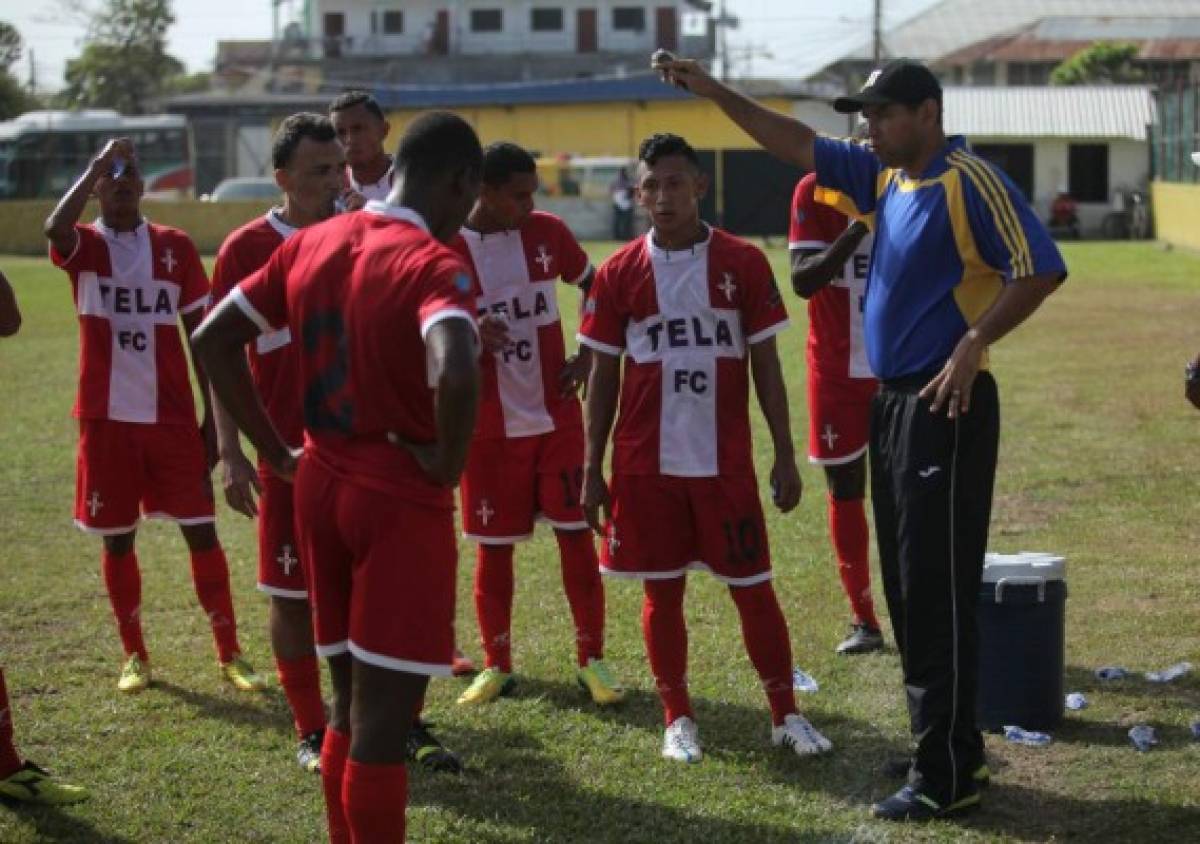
top-left (202, 177), bottom-right (281, 202)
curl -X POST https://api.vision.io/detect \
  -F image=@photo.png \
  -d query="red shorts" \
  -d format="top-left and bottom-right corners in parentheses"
top-left (256, 470), bottom-right (307, 599)
top-left (295, 454), bottom-right (457, 675)
top-left (460, 425), bottom-right (587, 543)
top-left (74, 419), bottom-right (214, 534)
top-left (600, 474), bottom-right (772, 586)
top-left (807, 369), bottom-right (877, 465)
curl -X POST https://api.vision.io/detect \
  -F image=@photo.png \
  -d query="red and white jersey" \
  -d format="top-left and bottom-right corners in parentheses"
top-left (232, 201), bottom-right (478, 507)
top-left (788, 172), bottom-right (875, 380)
top-left (50, 220), bottom-right (209, 425)
top-left (579, 227), bottom-right (789, 478)
top-left (211, 210), bottom-right (304, 447)
top-left (345, 159), bottom-right (394, 202)
top-left (449, 211), bottom-right (591, 439)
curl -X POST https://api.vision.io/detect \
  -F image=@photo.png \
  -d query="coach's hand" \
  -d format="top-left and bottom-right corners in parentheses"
top-left (770, 458), bottom-right (802, 513)
top-left (581, 466), bottom-right (611, 535)
top-left (478, 314), bottom-right (509, 355)
top-left (921, 329), bottom-right (985, 419)
top-left (221, 448), bottom-right (262, 518)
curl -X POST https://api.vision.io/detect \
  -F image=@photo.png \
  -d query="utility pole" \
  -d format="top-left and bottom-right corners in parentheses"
top-left (26, 48), bottom-right (35, 95)
top-left (873, 0), bottom-right (883, 65)
top-left (718, 0), bottom-right (728, 81)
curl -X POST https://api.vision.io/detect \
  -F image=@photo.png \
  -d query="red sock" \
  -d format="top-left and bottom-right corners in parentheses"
top-left (320, 728), bottom-right (351, 843)
top-left (342, 760), bottom-right (408, 843)
top-left (189, 547), bottom-right (241, 663)
top-left (276, 655), bottom-right (326, 738)
top-left (102, 549), bottom-right (147, 661)
top-left (642, 578), bottom-right (692, 725)
top-left (828, 495), bottom-right (880, 629)
top-left (730, 582), bottom-right (796, 726)
top-left (474, 544), bottom-right (514, 672)
top-left (555, 530), bottom-right (605, 666)
top-left (0, 668), bottom-right (23, 779)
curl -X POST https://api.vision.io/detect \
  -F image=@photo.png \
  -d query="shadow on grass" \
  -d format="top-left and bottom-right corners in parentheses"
top-left (153, 680), bottom-right (292, 735)
top-left (0, 797), bottom-right (135, 844)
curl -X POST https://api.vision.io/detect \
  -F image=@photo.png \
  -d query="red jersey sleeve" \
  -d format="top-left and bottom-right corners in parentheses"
top-left (234, 240), bottom-right (292, 335)
top-left (554, 217), bottom-right (592, 286)
top-left (788, 173), bottom-right (847, 250)
top-left (210, 238), bottom-right (245, 305)
top-left (417, 254), bottom-right (479, 340)
top-left (48, 223), bottom-right (98, 272)
top-left (176, 236), bottom-right (210, 315)
top-left (740, 246), bottom-right (790, 345)
top-left (578, 258), bottom-right (625, 355)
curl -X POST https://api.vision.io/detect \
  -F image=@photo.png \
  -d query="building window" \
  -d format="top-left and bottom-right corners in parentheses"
top-left (531, 8), bottom-right (563, 32)
top-left (471, 9), bottom-right (503, 32)
top-left (1069, 144), bottom-right (1109, 203)
top-left (382, 10), bottom-right (403, 34)
top-left (1008, 62), bottom-right (1054, 86)
top-left (973, 143), bottom-right (1035, 201)
top-left (613, 7), bottom-right (646, 32)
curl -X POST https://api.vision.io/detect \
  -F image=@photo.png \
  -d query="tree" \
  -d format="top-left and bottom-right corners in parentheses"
top-left (0, 21), bottom-right (22, 71)
top-left (58, 0), bottom-right (189, 113)
top-left (1050, 41), bottom-right (1145, 86)
top-left (0, 21), bottom-right (37, 119)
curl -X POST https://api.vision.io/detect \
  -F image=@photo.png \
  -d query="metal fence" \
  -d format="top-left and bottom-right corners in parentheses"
top-left (1152, 86), bottom-right (1200, 183)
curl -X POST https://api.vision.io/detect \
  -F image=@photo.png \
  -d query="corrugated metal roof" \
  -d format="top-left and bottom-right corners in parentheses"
top-left (942, 85), bottom-right (1156, 139)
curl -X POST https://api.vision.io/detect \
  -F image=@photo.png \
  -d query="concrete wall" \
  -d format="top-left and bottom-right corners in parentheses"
top-left (0, 200), bottom-right (273, 256)
top-left (1152, 180), bottom-right (1200, 252)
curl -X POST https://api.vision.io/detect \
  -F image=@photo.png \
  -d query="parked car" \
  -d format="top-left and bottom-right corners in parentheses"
top-left (202, 176), bottom-right (280, 202)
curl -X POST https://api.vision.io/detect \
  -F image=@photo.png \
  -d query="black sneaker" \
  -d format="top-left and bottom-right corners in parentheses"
top-left (836, 623), bottom-right (884, 655)
top-left (296, 729), bottom-right (324, 774)
top-left (883, 757), bottom-right (991, 788)
top-left (406, 720), bottom-right (463, 774)
top-left (871, 784), bottom-right (980, 821)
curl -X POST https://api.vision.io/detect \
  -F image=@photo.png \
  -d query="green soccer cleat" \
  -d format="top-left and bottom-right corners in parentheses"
top-left (117, 654), bottom-right (150, 694)
top-left (456, 667), bottom-right (515, 706)
top-left (220, 654), bottom-right (268, 692)
top-left (0, 761), bottom-right (88, 805)
top-left (576, 658), bottom-right (626, 705)
top-left (406, 720), bottom-right (463, 774)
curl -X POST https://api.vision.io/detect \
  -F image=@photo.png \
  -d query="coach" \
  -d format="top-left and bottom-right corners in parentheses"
top-left (655, 56), bottom-right (1067, 820)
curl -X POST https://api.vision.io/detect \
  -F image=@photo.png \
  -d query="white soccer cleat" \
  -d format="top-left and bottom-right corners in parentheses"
top-left (771, 713), bottom-right (833, 756)
top-left (662, 716), bottom-right (703, 763)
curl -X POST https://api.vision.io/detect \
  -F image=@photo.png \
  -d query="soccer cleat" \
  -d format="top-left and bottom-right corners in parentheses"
top-left (576, 658), bottom-right (626, 705)
top-left (296, 729), bottom-right (324, 774)
top-left (662, 716), bottom-right (702, 763)
top-left (0, 761), bottom-right (88, 805)
top-left (871, 784), bottom-right (980, 822)
top-left (836, 623), bottom-right (884, 655)
top-left (220, 654), bottom-right (268, 692)
top-left (117, 654), bottom-right (150, 693)
top-left (771, 713), bottom-right (833, 756)
top-left (451, 649), bottom-right (476, 677)
top-left (456, 667), bottom-right (515, 706)
top-left (406, 720), bottom-right (463, 774)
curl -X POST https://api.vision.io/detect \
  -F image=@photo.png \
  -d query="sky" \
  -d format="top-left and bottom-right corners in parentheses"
top-left (2, 0), bottom-right (940, 95)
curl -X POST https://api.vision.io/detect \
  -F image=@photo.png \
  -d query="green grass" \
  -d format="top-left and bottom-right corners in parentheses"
top-left (1, 241), bottom-right (1198, 842)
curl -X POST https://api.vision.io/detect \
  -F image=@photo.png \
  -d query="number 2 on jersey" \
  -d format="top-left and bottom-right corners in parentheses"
top-left (302, 310), bottom-right (354, 433)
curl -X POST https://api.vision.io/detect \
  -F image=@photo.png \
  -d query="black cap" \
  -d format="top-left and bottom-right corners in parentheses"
top-left (832, 59), bottom-right (942, 114)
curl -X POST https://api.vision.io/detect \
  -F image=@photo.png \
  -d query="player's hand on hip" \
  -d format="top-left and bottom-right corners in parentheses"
top-left (478, 314), bottom-right (510, 355)
top-left (770, 458), bottom-right (802, 513)
top-left (221, 449), bottom-right (262, 518)
top-left (921, 329), bottom-right (986, 419)
top-left (265, 447), bottom-right (302, 484)
top-left (581, 466), bottom-right (611, 535)
top-left (390, 435), bottom-right (462, 487)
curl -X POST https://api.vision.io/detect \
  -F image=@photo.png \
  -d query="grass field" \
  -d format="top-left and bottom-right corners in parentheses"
top-left (1, 240), bottom-right (1198, 843)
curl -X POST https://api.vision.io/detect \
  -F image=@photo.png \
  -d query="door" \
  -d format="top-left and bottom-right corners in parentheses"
top-left (323, 12), bottom-right (344, 58)
top-left (577, 8), bottom-right (598, 53)
top-left (655, 7), bottom-right (678, 51)
top-left (433, 9), bottom-right (450, 54)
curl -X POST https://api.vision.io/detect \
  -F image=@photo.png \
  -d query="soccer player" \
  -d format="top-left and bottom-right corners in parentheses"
top-left (448, 142), bottom-right (623, 707)
top-left (579, 133), bottom-right (832, 763)
top-left (788, 169), bottom-right (883, 655)
top-left (43, 139), bottom-right (265, 695)
top-left (210, 113), bottom-right (343, 772)
top-left (194, 111), bottom-right (483, 843)
top-left (657, 55), bottom-right (1065, 820)
top-left (330, 91), bottom-right (394, 209)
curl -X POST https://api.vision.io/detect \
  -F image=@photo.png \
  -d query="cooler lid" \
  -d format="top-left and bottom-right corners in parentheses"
top-left (982, 552), bottom-right (1066, 584)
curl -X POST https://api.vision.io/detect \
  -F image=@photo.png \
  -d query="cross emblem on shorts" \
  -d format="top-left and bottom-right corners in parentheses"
top-left (87, 491), bottom-right (104, 517)
top-left (277, 545), bottom-right (298, 576)
top-left (476, 499), bottom-right (494, 526)
top-left (535, 244), bottom-right (553, 274)
top-left (161, 248), bottom-right (177, 274)
top-left (821, 424), bottom-right (839, 450)
top-left (718, 272), bottom-right (737, 302)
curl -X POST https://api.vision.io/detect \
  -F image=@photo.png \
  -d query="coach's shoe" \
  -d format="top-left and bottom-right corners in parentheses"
top-left (220, 655), bottom-right (268, 692)
top-left (296, 729), bottom-right (324, 774)
top-left (882, 757), bottom-right (992, 788)
top-left (457, 667), bottom-right (515, 706)
top-left (0, 761), bottom-right (88, 805)
top-left (871, 784), bottom-right (980, 822)
top-left (406, 720), bottom-right (463, 774)
top-left (577, 658), bottom-right (626, 705)
top-left (451, 649), bottom-right (476, 677)
top-left (117, 655), bottom-right (150, 694)
top-left (662, 716), bottom-right (702, 763)
top-left (836, 623), bottom-right (884, 655)
top-left (772, 713), bottom-right (833, 756)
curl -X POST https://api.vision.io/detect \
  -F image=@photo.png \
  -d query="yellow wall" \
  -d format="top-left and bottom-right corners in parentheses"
top-left (0, 199), bottom-right (274, 256)
top-left (1152, 180), bottom-right (1200, 252)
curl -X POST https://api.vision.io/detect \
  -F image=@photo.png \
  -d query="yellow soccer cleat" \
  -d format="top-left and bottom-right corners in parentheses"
top-left (0, 761), bottom-right (89, 805)
top-left (220, 654), bottom-right (268, 692)
top-left (117, 655), bottom-right (150, 694)
top-left (456, 667), bottom-right (515, 706)
top-left (577, 658), bottom-right (625, 705)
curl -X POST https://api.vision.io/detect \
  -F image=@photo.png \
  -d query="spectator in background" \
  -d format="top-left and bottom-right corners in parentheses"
top-left (610, 167), bottom-right (634, 240)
